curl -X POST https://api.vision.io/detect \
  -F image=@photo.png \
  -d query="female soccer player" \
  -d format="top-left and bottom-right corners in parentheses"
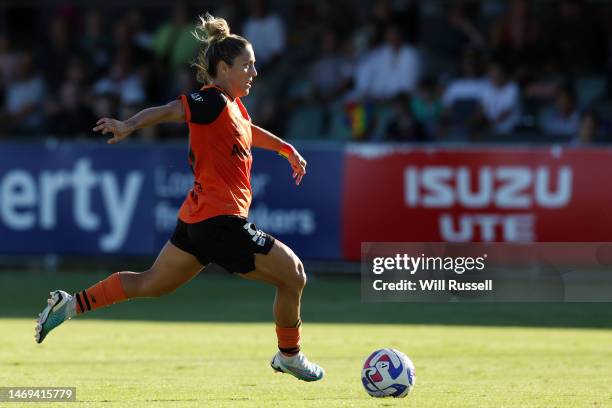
top-left (34, 13), bottom-right (324, 382)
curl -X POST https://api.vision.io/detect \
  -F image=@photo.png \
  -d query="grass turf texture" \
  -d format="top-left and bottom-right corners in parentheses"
top-left (1, 271), bottom-right (612, 407)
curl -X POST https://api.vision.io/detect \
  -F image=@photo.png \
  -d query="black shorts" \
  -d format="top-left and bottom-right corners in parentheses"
top-left (170, 215), bottom-right (275, 274)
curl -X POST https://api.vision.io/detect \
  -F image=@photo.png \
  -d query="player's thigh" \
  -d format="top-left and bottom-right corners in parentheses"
top-left (242, 239), bottom-right (306, 289)
top-left (145, 241), bottom-right (204, 290)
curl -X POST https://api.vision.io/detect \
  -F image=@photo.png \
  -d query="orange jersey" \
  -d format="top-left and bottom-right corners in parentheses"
top-left (177, 85), bottom-right (253, 223)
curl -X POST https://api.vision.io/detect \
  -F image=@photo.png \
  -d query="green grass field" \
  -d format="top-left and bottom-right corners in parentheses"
top-left (1, 271), bottom-right (612, 407)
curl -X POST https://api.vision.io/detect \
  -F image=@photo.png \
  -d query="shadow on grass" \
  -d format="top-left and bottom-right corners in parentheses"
top-left (1, 271), bottom-right (611, 329)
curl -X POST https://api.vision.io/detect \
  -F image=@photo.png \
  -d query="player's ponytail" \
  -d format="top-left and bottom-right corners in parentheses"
top-left (192, 13), bottom-right (250, 84)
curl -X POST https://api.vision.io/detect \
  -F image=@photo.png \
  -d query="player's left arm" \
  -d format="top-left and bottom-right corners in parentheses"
top-left (251, 124), bottom-right (307, 185)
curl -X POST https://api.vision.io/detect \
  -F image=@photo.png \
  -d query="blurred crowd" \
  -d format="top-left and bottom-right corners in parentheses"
top-left (1, 0), bottom-right (612, 143)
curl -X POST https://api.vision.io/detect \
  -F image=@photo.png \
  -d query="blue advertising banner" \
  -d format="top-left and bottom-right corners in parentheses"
top-left (0, 143), bottom-right (342, 259)
top-left (249, 148), bottom-right (343, 259)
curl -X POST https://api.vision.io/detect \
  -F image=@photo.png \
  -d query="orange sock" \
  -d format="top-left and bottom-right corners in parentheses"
top-left (276, 320), bottom-right (301, 355)
top-left (75, 272), bottom-right (127, 314)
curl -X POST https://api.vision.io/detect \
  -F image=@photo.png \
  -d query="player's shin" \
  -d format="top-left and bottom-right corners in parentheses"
top-left (75, 272), bottom-right (128, 314)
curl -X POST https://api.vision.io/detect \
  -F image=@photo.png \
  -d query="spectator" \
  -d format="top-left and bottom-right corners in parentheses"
top-left (126, 9), bottom-right (154, 51)
top-left (411, 77), bottom-right (443, 138)
top-left (0, 35), bottom-right (18, 135)
top-left (79, 10), bottom-right (113, 78)
top-left (368, 0), bottom-right (396, 47)
top-left (93, 47), bottom-right (146, 119)
top-left (364, 0), bottom-right (420, 48)
top-left (442, 48), bottom-right (487, 108)
top-left (284, 0), bottom-right (322, 64)
top-left (310, 29), bottom-right (353, 103)
top-left (424, 1), bottom-right (486, 63)
top-left (476, 61), bottom-right (521, 135)
top-left (39, 16), bottom-right (76, 93)
top-left (214, 0), bottom-right (246, 30)
top-left (544, 0), bottom-right (607, 74)
top-left (151, 1), bottom-right (199, 74)
top-left (352, 25), bottom-right (421, 101)
top-left (4, 50), bottom-right (46, 136)
top-left (90, 92), bottom-right (118, 125)
top-left (385, 93), bottom-right (426, 141)
top-left (0, 35), bottom-right (18, 86)
top-left (308, 29), bottom-right (354, 135)
top-left (441, 48), bottom-right (488, 138)
top-left (539, 85), bottom-right (581, 138)
top-left (242, 0), bottom-right (286, 72)
top-left (577, 110), bottom-right (599, 144)
top-left (2, 0), bottom-right (612, 143)
top-left (45, 58), bottom-right (95, 137)
top-left (489, 0), bottom-right (541, 78)
top-left (112, 16), bottom-right (153, 68)
top-left (446, 2), bottom-right (486, 51)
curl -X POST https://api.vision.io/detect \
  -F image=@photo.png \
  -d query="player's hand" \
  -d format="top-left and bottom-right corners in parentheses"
top-left (287, 149), bottom-right (307, 186)
top-left (93, 118), bottom-right (134, 144)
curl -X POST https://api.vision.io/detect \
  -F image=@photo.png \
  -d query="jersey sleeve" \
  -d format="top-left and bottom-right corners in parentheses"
top-left (178, 88), bottom-right (228, 124)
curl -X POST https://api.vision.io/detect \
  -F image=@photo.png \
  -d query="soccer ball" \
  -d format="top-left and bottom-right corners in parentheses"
top-left (361, 348), bottom-right (416, 398)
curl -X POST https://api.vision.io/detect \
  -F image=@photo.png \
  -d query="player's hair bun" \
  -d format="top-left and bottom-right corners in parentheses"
top-left (192, 12), bottom-right (249, 84)
top-left (194, 13), bottom-right (230, 43)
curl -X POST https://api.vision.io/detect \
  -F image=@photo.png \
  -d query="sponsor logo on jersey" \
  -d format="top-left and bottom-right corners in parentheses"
top-left (190, 92), bottom-right (203, 102)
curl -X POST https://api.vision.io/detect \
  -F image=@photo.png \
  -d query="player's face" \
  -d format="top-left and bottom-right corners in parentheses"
top-left (228, 44), bottom-right (257, 98)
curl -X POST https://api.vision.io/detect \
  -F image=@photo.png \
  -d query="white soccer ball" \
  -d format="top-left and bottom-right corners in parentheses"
top-left (361, 348), bottom-right (416, 398)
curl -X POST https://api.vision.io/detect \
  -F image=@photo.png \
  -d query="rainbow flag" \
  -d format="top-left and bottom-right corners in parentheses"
top-left (344, 101), bottom-right (375, 140)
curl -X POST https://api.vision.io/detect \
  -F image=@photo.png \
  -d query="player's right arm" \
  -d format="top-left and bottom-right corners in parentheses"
top-left (93, 100), bottom-right (185, 144)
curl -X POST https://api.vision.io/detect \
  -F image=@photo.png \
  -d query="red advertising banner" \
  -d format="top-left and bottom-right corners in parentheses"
top-left (342, 145), bottom-right (612, 260)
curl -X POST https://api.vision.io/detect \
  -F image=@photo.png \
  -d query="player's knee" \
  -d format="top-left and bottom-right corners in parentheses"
top-left (285, 258), bottom-right (306, 292)
top-left (296, 260), bottom-right (307, 289)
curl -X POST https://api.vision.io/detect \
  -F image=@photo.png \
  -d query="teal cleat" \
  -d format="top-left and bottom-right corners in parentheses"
top-left (35, 290), bottom-right (74, 344)
top-left (270, 351), bottom-right (325, 382)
